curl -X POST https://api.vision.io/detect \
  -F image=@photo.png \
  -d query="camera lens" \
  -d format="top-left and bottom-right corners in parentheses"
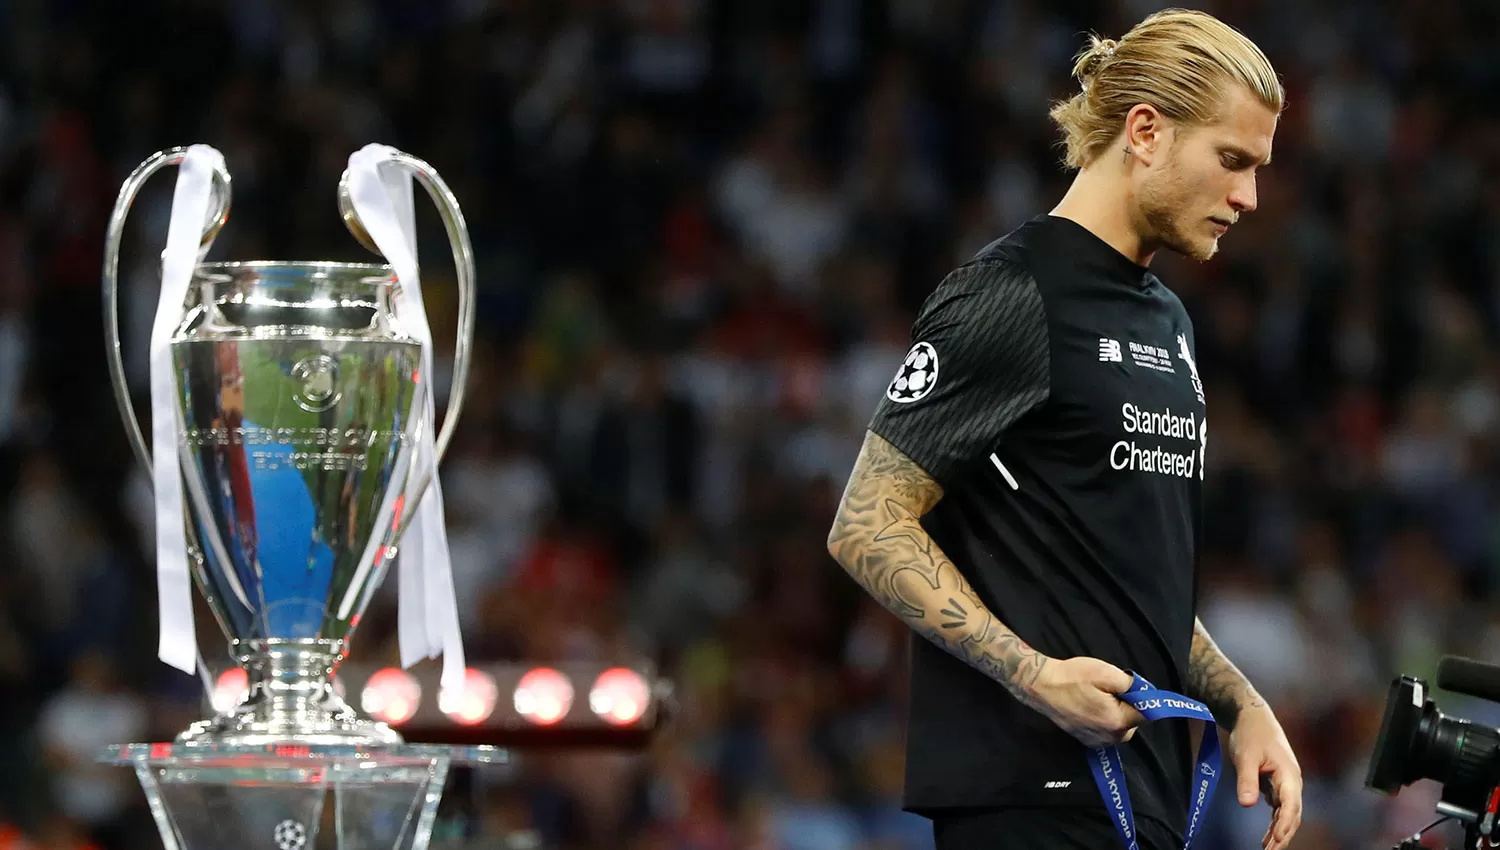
top-left (1414, 709), bottom-right (1500, 791)
top-left (1367, 676), bottom-right (1500, 794)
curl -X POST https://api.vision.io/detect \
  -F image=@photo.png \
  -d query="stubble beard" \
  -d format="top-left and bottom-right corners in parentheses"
top-left (1140, 182), bottom-right (1218, 263)
top-left (1136, 150), bottom-right (1219, 263)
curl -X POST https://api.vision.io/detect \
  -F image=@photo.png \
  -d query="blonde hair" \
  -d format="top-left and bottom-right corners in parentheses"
top-left (1048, 8), bottom-right (1284, 169)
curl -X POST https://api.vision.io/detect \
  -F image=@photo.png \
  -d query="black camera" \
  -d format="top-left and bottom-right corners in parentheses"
top-left (1367, 657), bottom-right (1500, 848)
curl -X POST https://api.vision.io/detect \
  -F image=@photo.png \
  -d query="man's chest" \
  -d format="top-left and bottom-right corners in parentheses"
top-left (1016, 299), bottom-right (1207, 484)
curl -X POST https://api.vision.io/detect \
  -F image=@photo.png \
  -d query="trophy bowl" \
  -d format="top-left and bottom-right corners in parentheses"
top-left (173, 260), bottom-right (424, 746)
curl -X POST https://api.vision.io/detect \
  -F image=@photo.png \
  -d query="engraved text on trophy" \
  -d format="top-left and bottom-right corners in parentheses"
top-left (178, 426), bottom-right (411, 472)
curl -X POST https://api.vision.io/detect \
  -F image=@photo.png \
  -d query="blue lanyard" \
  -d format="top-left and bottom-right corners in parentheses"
top-left (1087, 673), bottom-right (1221, 850)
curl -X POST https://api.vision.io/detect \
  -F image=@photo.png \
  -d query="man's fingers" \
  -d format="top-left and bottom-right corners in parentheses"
top-left (1266, 805), bottom-right (1300, 850)
top-left (1266, 766), bottom-right (1303, 850)
top-left (1264, 807), bottom-right (1286, 850)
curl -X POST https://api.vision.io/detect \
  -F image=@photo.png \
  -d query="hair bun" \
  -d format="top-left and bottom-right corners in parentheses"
top-left (1078, 36), bottom-right (1119, 85)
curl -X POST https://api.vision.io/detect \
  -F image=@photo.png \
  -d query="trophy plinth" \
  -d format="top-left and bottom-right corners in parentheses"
top-left (178, 640), bottom-right (401, 748)
top-left (100, 743), bottom-right (507, 850)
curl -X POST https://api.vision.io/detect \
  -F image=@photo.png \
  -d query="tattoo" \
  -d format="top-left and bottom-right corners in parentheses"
top-left (828, 431), bottom-right (1050, 706)
top-left (1187, 617), bottom-right (1266, 731)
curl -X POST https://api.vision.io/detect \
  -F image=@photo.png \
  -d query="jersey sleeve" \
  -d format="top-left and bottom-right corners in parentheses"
top-left (867, 259), bottom-right (1050, 487)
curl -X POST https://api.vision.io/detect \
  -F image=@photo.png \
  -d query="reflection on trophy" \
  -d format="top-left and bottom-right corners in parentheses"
top-left (97, 144), bottom-right (502, 850)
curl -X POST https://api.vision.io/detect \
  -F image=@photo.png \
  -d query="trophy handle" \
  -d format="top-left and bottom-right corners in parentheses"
top-left (103, 148), bottom-right (233, 474)
top-left (336, 153), bottom-right (475, 523)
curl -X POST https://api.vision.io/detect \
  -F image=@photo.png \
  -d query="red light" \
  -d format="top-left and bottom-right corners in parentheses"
top-left (513, 668), bottom-right (573, 726)
top-left (212, 668), bottom-right (249, 714)
top-left (360, 667), bottom-right (422, 725)
top-left (588, 667), bottom-right (650, 726)
top-left (439, 668), bottom-right (499, 726)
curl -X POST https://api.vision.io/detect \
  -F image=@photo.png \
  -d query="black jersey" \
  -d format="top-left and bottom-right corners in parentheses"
top-left (868, 215), bottom-right (1205, 841)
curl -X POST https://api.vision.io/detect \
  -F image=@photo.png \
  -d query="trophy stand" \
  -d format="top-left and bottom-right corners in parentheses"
top-left (101, 743), bottom-right (505, 850)
top-left (177, 640), bottom-right (400, 746)
top-left (99, 144), bottom-right (489, 850)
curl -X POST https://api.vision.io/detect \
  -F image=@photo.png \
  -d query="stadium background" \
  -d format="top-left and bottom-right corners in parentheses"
top-left (2, 0), bottom-right (1499, 848)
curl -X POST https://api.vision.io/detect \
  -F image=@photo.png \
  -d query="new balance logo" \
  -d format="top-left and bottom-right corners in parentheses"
top-left (1099, 338), bottom-right (1123, 362)
top-left (1044, 781), bottom-right (1073, 789)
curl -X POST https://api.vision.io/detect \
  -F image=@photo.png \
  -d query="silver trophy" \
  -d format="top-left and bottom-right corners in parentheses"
top-left (98, 146), bottom-right (504, 850)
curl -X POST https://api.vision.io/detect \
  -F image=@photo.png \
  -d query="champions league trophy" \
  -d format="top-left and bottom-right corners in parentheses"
top-left (97, 144), bottom-right (504, 850)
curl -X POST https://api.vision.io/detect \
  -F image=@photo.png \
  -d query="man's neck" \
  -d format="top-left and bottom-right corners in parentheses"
top-left (1049, 165), bottom-right (1155, 267)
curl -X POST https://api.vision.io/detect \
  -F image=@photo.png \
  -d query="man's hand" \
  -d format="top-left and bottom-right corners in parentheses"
top-left (1026, 656), bottom-right (1147, 748)
top-left (1228, 702), bottom-right (1302, 850)
top-left (1187, 618), bottom-right (1303, 849)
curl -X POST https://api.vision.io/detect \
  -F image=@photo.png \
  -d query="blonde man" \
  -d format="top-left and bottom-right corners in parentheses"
top-left (828, 9), bottom-right (1301, 850)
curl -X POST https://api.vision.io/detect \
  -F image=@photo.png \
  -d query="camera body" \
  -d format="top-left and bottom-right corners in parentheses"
top-left (1368, 667), bottom-right (1500, 848)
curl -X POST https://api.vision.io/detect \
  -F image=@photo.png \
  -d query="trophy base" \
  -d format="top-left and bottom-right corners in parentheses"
top-left (181, 639), bottom-right (401, 747)
top-left (100, 742), bottom-right (507, 850)
top-left (176, 706), bottom-right (403, 748)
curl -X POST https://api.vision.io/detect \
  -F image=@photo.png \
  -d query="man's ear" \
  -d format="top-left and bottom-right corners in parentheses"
top-left (1123, 104), bottom-right (1170, 166)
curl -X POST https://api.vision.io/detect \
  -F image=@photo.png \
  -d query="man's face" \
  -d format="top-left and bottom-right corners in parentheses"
top-left (1134, 86), bottom-right (1278, 262)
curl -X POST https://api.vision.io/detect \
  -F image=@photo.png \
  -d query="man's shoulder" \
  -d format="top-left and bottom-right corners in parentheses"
top-left (932, 217), bottom-right (1053, 304)
top-left (965, 216), bottom-right (1047, 272)
top-left (907, 217), bottom-right (1054, 347)
top-left (921, 250), bottom-right (1046, 329)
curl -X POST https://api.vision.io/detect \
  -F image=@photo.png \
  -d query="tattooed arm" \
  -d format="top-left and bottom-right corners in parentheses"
top-left (1190, 618), bottom-right (1303, 850)
top-left (1186, 617), bottom-right (1267, 731)
top-left (827, 430), bottom-right (1144, 747)
top-left (826, 430), bottom-right (1048, 700)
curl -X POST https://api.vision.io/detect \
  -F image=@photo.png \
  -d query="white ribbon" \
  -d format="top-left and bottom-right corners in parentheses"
top-left (344, 144), bottom-right (466, 694)
top-left (151, 144), bottom-right (225, 674)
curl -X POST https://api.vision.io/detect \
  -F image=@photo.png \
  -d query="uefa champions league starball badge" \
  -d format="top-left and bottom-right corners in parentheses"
top-left (887, 341), bottom-right (940, 403)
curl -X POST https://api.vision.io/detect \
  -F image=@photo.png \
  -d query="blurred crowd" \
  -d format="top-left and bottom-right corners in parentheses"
top-left (3, 0), bottom-right (1500, 848)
